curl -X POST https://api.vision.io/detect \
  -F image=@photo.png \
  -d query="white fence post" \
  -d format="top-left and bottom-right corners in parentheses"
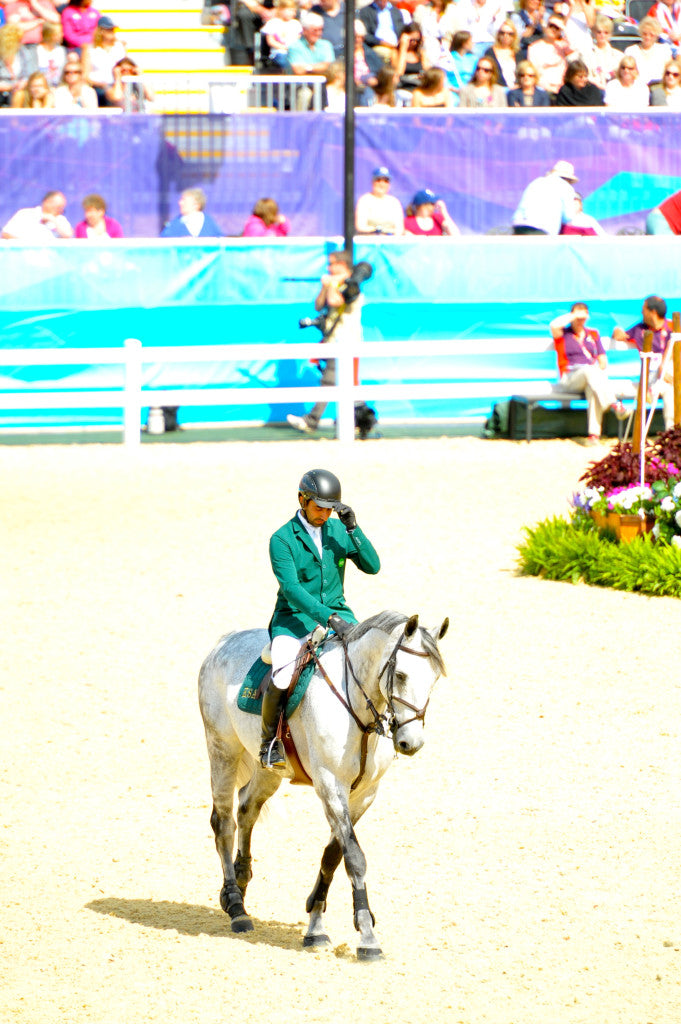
top-left (123, 338), bottom-right (142, 448)
top-left (336, 343), bottom-right (355, 443)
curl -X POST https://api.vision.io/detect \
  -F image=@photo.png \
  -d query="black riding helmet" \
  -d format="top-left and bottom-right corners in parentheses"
top-left (298, 468), bottom-right (341, 509)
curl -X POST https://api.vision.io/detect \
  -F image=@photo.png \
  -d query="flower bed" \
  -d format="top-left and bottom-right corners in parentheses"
top-left (516, 426), bottom-right (681, 597)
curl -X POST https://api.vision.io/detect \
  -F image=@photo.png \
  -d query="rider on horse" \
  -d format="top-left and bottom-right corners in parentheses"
top-left (260, 468), bottom-right (381, 772)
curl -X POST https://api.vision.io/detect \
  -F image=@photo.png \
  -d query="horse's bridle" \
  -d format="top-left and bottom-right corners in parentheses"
top-left (308, 627), bottom-right (434, 790)
top-left (376, 631), bottom-right (432, 736)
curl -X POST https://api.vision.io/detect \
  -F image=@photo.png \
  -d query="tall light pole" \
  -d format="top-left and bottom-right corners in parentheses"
top-left (342, 0), bottom-right (356, 261)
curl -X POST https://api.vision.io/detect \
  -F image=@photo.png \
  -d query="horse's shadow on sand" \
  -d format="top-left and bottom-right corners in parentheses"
top-left (85, 898), bottom-right (354, 958)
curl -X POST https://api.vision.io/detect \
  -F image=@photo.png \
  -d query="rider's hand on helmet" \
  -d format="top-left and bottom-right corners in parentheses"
top-left (328, 613), bottom-right (352, 638)
top-left (336, 503), bottom-right (356, 532)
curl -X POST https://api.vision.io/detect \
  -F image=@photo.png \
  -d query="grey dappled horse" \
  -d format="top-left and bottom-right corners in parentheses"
top-left (198, 610), bottom-right (448, 960)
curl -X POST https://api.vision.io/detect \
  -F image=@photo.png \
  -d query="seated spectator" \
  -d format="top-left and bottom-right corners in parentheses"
top-left (646, 188), bottom-right (681, 233)
top-left (586, 15), bottom-right (619, 91)
top-left (413, 0), bottom-right (462, 64)
top-left (74, 193), bottom-right (123, 237)
top-left (242, 197), bottom-right (290, 236)
top-left (441, 29), bottom-right (476, 91)
top-left (648, 0), bottom-right (681, 48)
top-left (483, 19), bottom-right (519, 88)
top-left (1, 189), bottom-right (73, 239)
top-left (11, 67), bottom-right (55, 105)
top-left (4, 0), bottom-right (43, 62)
top-left (105, 56), bottom-right (153, 111)
top-left (528, 15), bottom-right (573, 96)
top-left (371, 64), bottom-right (400, 106)
top-left (550, 302), bottom-right (628, 445)
top-left (603, 55), bottom-right (650, 109)
top-left (36, 20), bottom-right (66, 86)
top-left (560, 192), bottom-right (606, 235)
top-left (353, 20), bottom-right (383, 103)
top-left (624, 16), bottom-right (671, 85)
top-left (0, 22), bottom-right (33, 103)
top-left (412, 65), bottom-right (454, 105)
top-left (506, 59), bottom-right (551, 105)
top-left (323, 59), bottom-right (345, 110)
top-left (455, 0), bottom-right (509, 58)
top-left (554, 57), bottom-right (604, 104)
top-left (261, 0), bottom-right (301, 73)
top-left (161, 188), bottom-right (223, 238)
top-left (88, 15), bottom-right (126, 105)
top-left (358, 0), bottom-right (406, 67)
top-left (54, 56), bottom-right (97, 109)
top-left (510, 0), bottom-right (547, 61)
top-left (404, 188), bottom-right (460, 235)
top-left (311, 0), bottom-right (344, 59)
top-left (551, 0), bottom-right (595, 62)
top-left (287, 12), bottom-right (334, 77)
top-left (355, 166), bottom-right (405, 235)
top-left (395, 24), bottom-right (430, 100)
top-left (649, 56), bottom-right (681, 104)
top-left (60, 0), bottom-right (100, 52)
top-left (458, 55), bottom-right (507, 105)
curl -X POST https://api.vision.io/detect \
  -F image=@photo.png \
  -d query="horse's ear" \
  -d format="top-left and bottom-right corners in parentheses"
top-left (405, 614), bottom-right (419, 637)
top-left (438, 617), bottom-right (449, 640)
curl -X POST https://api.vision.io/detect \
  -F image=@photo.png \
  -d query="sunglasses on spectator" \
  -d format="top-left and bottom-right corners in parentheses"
top-left (478, 65), bottom-right (494, 72)
top-left (665, 69), bottom-right (680, 76)
top-left (520, 72), bottom-right (536, 78)
top-left (499, 29), bottom-right (514, 35)
top-left (548, 22), bottom-right (563, 29)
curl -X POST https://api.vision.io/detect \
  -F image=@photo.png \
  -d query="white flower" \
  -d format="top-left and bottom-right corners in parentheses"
top-left (672, 535), bottom-right (681, 548)
top-left (675, 511), bottom-right (681, 528)
top-left (661, 496), bottom-right (675, 512)
top-left (674, 482), bottom-right (681, 499)
top-left (653, 523), bottom-right (660, 539)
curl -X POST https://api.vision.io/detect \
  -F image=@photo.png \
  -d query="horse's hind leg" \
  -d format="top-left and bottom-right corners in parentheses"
top-left (304, 836), bottom-right (342, 948)
top-left (206, 735), bottom-right (253, 933)
top-left (235, 768), bottom-right (283, 889)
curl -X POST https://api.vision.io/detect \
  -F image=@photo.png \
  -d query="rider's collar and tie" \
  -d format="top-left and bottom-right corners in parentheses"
top-left (297, 508), bottom-right (323, 557)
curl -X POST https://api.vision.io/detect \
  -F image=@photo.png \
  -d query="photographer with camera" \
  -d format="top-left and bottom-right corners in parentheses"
top-left (287, 250), bottom-right (377, 439)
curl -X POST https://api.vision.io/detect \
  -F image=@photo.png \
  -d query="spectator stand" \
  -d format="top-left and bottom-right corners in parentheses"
top-left (99, 0), bottom-right (252, 112)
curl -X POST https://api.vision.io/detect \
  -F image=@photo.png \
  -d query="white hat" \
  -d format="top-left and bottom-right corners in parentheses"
top-left (551, 160), bottom-right (578, 182)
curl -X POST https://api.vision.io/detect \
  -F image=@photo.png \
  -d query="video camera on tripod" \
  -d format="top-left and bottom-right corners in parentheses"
top-left (298, 261), bottom-right (373, 338)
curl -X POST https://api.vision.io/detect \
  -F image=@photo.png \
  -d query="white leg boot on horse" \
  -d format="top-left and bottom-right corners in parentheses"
top-left (259, 680), bottom-right (287, 771)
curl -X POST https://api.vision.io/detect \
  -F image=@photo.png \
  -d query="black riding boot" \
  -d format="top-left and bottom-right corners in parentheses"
top-left (259, 681), bottom-right (287, 772)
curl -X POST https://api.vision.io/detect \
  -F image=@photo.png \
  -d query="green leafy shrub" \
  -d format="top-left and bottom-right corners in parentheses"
top-left (517, 517), bottom-right (681, 599)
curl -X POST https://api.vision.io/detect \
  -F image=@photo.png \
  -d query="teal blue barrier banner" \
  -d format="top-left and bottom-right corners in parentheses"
top-left (0, 238), bottom-right (669, 428)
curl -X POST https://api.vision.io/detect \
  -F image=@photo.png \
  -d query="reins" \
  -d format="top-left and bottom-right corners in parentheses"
top-left (309, 628), bottom-right (433, 791)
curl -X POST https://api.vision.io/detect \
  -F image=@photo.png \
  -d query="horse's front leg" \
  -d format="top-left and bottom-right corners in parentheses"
top-left (304, 835), bottom-right (342, 948)
top-left (313, 776), bottom-right (383, 960)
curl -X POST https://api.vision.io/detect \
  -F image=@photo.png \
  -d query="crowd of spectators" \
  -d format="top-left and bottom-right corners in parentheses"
top-left (1, 0), bottom-right (680, 111)
top-left (0, 1), bottom-right (154, 110)
top-left (223, 0), bottom-right (681, 109)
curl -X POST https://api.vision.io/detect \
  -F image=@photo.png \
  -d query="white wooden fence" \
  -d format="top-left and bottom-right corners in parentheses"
top-left (0, 337), bottom-right (639, 447)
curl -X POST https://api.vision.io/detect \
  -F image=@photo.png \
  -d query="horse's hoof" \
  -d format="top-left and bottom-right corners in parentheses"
top-left (357, 946), bottom-right (383, 961)
top-left (230, 915), bottom-right (254, 933)
top-left (303, 933), bottom-right (331, 948)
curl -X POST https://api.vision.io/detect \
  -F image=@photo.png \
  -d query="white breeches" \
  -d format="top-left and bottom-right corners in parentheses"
top-left (270, 633), bottom-right (306, 691)
top-left (560, 364), bottom-right (617, 437)
top-left (652, 377), bottom-right (674, 430)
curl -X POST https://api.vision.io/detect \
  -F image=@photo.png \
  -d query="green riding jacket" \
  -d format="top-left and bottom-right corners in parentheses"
top-left (269, 513), bottom-right (380, 638)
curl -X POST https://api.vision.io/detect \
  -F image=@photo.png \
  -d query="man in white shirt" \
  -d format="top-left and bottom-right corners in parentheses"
top-left (512, 160), bottom-right (578, 235)
top-left (355, 166), bottom-right (405, 236)
top-left (1, 191), bottom-right (73, 240)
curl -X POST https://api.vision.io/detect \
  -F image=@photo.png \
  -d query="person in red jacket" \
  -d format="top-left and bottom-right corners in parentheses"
top-left (646, 188), bottom-right (681, 234)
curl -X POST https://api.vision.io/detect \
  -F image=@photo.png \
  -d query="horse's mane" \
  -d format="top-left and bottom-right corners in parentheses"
top-left (346, 610), bottom-right (446, 675)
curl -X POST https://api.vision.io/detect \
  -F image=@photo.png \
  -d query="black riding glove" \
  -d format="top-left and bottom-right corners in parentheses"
top-left (328, 614), bottom-right (352, 638)
top-left (336, 503), bottom-right (357, 532)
